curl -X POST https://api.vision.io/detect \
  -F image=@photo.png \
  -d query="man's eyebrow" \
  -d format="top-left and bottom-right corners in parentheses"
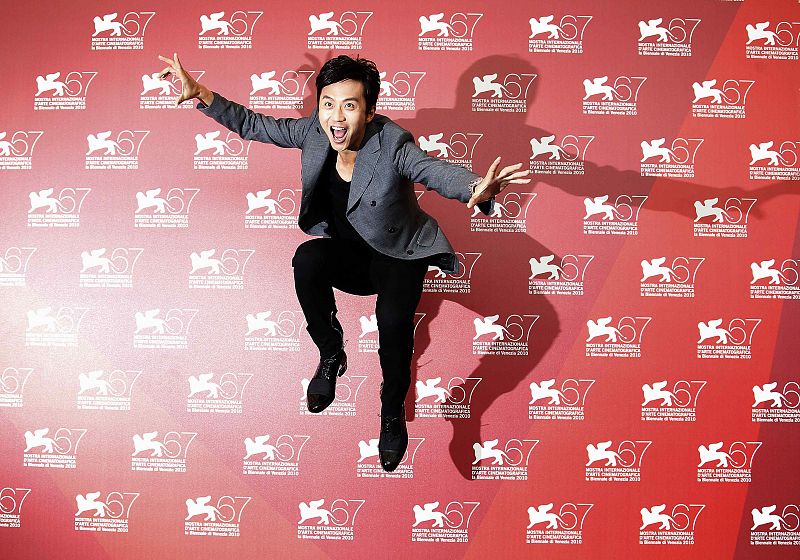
top-left (320, 95), bottom-right (360, 103)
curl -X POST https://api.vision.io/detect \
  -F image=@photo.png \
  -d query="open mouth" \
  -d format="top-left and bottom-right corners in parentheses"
top-left (330, 126), bottom-right (347, 143)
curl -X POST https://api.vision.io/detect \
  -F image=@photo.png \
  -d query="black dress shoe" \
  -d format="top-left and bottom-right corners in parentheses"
top-left (379, 406), bottom-right (408, 472)
top-left (306, 349), bottom-right (347, 413)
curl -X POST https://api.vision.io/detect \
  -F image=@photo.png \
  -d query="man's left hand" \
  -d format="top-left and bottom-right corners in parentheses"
top-left (467, 157), bottom-right (531, 209)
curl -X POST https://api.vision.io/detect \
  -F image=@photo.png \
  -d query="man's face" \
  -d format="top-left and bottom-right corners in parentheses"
top-left (318, 79), bottom-right (375, 153)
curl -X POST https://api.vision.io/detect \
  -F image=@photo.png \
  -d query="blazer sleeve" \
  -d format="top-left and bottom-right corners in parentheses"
top-left (196, 92), bottom-right (312, 149)
top-left (392, 129), bottom-right (494, 215)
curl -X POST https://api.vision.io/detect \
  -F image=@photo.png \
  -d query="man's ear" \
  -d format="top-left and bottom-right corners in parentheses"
top-left (366, 107), bottom-right (376, 123)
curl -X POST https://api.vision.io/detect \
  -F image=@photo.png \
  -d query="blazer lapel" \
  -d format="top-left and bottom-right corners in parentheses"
top-left (299, 117), bottom-right (331, 214)
top-left (347, 122), bottom-right (381, 213)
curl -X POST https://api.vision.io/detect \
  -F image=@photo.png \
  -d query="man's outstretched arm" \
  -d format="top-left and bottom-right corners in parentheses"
top-left (393, 130), bottom-right (530, 211)
top-left (158, 53), bottom-right (311, 149)
top-left (196, 92), bottom-right (312, 149)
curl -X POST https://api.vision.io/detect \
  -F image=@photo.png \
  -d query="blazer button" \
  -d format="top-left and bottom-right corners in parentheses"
top-left (406, 250), bottom-right (414, 255)
top-left (388, 226), bottom-right (397, 233)
top-left (370, 200), bottom-right (376, 206)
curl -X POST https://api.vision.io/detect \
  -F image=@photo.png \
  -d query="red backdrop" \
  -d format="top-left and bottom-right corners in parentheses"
top-left (1, 1), bottom-right (799, 558)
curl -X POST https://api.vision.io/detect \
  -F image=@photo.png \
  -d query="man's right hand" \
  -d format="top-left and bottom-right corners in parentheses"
top-left (157, 53), bottom-right (214, 107)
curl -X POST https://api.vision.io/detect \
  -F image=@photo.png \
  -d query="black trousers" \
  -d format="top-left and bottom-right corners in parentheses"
top-left (292, 238), bottom-right (428, 416)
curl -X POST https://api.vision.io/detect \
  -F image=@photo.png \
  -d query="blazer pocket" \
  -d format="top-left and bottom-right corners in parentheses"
top-left (414, 218), bottom-right (439, 247)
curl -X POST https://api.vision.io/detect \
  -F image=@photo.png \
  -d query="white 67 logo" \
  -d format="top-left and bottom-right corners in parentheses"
top-left (298, 498), bottom-right (364, 526)
top-left (583, 194), bottom-right (647, 222)
top-left (640, 504), bottom-right (704, 531)
top-left (751, 505), bottom-right (800, 532)
top-left (136, 187), bottom-right (199, 215)
top-left (132, 431), bottom-right (197, 458)
top-left (697, 318), bottom-right (760, 345)
top-left (185, 495), bottom-right (251, 522)
top-left (78, 369), bottom-right (141, 397)
top-left (24, 427), bottom-right (87, 455)
top-left (75, 491), bottom-right (139, 519)
top-left (86, 130), bottom-right (149, 156)
top-left (753, 382), bottom-right (800, 409)
top-left (412, 501), bottom-right (480, 529)
top-left (246, 188), bottom-right (301, 216)
top-left (134, 308), bottom-right (198, 335)
top-left (379, 71), bottom-right (426, 98)
top-left (199, 11), bottom-right (263, 36)
top-left (249, 69), bottom-right (314, 96)
top-left (529, 15), bottom-right (592, 41)
top-left (693, 197), bottom-right (756, 224)
top-left (529, 254), bottom-right (594, 282)
top-left (637, 17), bottom-right (701, 44)
top-left (749, 141), bottom-right (800, 168)
top-left (188, 372), bottom-right (252, 400)
top-left (586, 440), bottom-right (651, 467)
top-left (28, 187), bottom-right (91, 214)
top-left (640, 257), bottom-right (704, 283)
top-left (582, 76), bottom-right (647, 102)
top-left (529, 378), bottom-right (594, 406)
top-left (531, 134), bottom-right (594, 162)
top-left (247, 310), bottom-right (306, 338)
top-left (746, 22), bottom-right (796, 45)
top-left (642, 380), bottom-right (706, 408)
top-left (92, 12), bottom-right (155, 37)
top-left (640, 137), bottom-right (703, 164)
top-left (80, 248), bottom-right (143, 274)
top-left (194, 131), bottom-right (251, 156)
top-left (419, 132), bottom-right (482, 161)
top-left (0, 131), bottom-right (43, 157)
top-left (746, 21), bottom-right (800, 57)
top-left (472, 72), bottom-right (537, 100)
top-left (26, 306), bottom-right (89, 333)
top-left (751, 259), bottom-right (798, 286)
top-left (35, 71), bottom-right (98, 98)
top-left (308, 11), bottom-right (372, 37)
top-left (473, 314), bottom-right (538, 342)
top-left (418, 12), bottom-right (483, 38)
top-left (415, 376), bottom-right (481, 405)
top-left (189, 249), bottom-right (254, 275)
top-left (472, 438), bottom-right (538, 467)
top-left (586, 316), bottom-right (651, 343)
top-left (527, 502), bottom-right (593, 531)
top-left (473, 314), bottom-right (537, 355)
top-left (697, 441), bottom-right (761, 469)
top-left (691, 79), bottom-right (755, 106)
top-left (244, 434), bottom-right (310, 461)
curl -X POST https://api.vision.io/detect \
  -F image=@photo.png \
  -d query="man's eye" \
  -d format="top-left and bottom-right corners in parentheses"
top-left (346, 103), bottom-right (354, 109)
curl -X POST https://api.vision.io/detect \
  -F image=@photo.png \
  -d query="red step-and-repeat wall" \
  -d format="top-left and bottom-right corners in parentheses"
top-left (1, 1), bottom-right (798, 558)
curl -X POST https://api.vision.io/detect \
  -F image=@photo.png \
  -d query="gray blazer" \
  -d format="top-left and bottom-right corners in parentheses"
top-left (198, 93), bottom-right (492, 273)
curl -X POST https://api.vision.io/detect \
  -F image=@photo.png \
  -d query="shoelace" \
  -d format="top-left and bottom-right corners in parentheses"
top-left (315, 353), bottom-right (343, 381)
top-left (381, 414), bottom-right (406, 435)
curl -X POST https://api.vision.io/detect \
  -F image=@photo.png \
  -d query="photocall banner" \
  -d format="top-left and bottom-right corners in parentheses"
top-left (1, 0), bottom-right (798, 558)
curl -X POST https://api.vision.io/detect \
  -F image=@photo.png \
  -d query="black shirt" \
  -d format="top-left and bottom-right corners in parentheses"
top-left (313, 150), bottom-right (433, 266)
top-left (318, 150), bottom-right (371, 248)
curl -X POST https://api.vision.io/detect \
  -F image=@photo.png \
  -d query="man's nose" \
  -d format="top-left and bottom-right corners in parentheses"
top-left (332, 105), bottom-right (344, 120)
